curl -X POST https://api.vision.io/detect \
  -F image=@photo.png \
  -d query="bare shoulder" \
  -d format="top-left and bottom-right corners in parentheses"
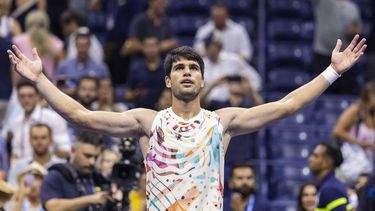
top-left (127, 108), bottom-right (158, 132)
top-left (214, 107), bottom-right (245, 131)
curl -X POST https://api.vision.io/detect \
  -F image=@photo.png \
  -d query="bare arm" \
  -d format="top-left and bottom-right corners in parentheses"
top-left (219, 35), bottom-right (367, 137)
top-left (333, 104), bottom-right (360, 144)
top-left (45, 192), bottom-right (107, 211)
top-left (7, 46), bottom-right (154, 137)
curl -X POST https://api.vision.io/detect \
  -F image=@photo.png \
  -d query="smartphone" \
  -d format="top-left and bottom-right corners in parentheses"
top-left (226, 75), bottom-right (242, 82)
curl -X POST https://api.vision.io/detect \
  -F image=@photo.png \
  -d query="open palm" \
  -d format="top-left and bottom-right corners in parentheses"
top-left (331, 35), bottom-right (367, 74)
top-left (7, 45), bottom-right (43, 82)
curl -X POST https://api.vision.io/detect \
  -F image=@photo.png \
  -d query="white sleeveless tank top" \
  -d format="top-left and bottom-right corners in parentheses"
top-left (145, 108), bottom-right (224, 210)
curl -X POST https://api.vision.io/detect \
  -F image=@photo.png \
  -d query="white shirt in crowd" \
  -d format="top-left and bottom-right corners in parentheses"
top-left (9, 105), bottom-right (71, 160)
top-left (194, 19), bottom-right (253, 61)
top-left (203, 51), bottom-right (262, 102)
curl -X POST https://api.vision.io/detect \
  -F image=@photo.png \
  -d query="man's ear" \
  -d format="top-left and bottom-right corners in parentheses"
top-left (165, 76), bottom-right (171, 88)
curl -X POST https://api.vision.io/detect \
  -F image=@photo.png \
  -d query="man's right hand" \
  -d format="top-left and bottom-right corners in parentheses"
top-left (7, 45), bottom-right (43, 83)
top-left (89, 191), bottom-right (109, 205)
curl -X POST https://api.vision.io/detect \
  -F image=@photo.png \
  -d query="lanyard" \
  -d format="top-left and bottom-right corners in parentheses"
top-left (246, 195), bottom-right (255, 211)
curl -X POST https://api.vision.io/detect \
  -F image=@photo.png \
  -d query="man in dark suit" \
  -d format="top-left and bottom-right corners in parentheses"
top-left (224, 164), bottom-right (270, 211)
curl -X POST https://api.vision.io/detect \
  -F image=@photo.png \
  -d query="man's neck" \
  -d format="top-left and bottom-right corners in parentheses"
top-left (316, 169), bottom-right (331, 181)
top-left (171, 97), bottom-right (201, 120)
top-left (78, 55), bottom-right (88, 64)
top-left (33, 153), bottom-right (51, 166)
top-left (229, 95), bottom-right (244, 107)
top-left (147, 9), bottom-right (161, 25)
top-left (147, 57), bottom-right (161, 71)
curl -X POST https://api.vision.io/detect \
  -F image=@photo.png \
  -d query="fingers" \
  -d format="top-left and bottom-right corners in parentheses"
top-left (32, 48), bottom-right (40, 60)
top-left (353, 38), bottom-right (367, 54)
top-left (333, 39), bottom-right (342, 53)
top-left (11, 45), bottom-right (27, 60)
top-left (347, 34), bottom-right (360, 51)
top-left (7, 50), bottom-right (20, 64)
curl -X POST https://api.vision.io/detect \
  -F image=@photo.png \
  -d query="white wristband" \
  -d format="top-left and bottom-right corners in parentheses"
top-left (321, 65), bottom-right (341, 85)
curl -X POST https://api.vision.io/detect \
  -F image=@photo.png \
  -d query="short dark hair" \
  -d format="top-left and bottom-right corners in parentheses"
top-left (229, 163), bottom-right (255, 179)
top-left (60, 10), bottom-right (85, 26)
top-left (30, 123), bottom-right (52, 137)
top-left (211, 2), bottom-right (229, 13)
top-left (164, 46), bottom-right (204, 77)
top-left (16, 81), bottom-right (38, 93)
top-left (319, 143), bottom-right (343, 168)
top-left (75, 130), bottom-right (103, 146)
top-left (77, 76), bottom-right (98, 88)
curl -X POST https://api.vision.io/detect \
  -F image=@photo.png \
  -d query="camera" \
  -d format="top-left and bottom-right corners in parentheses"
top-left (104, 137), bottom-right (142, 211)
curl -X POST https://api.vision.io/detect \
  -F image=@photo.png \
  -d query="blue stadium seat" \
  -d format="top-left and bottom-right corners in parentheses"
top-left (268, 162), bottom-right (312, 200)
top-left (170, 15), bottom-right (207, 37)
top-left (167, 0), bottom-right (210, 15)
top-left (267, 20), bottom-right (314, 41)
top-left (267, 142), bottom-right (314, 160)
top-left (267, 43), bottom-right (313, 67)
top-left (268, 126), bottom-right (318, 144)
top-left (225, 0), bottom-right (254, 16)
top-left (178, 37), bottom-right (195, 47)
top-left (267, 0), bottom-right (313, 18)
top-left (267, 68), bottom-right (311, 91)
top-left (226, 133), bottom-right (259, 164)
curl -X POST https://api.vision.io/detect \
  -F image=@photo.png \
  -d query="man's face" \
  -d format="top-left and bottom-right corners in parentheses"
top-left (100, 150), bottom-right (119, 176)
top-left (301, 185), bottom-right (317, 211)
top-left (165, 59), bottom-right (203, 102)
top-left (76, 36), bottom-right (90, 58)
top-left (206, 43), bottom-right (221, 61)
top-left (30, 126), bottom-right (51, 156)
top-left (143, 37), bottom-right (160, 60)
top-left (150, 0), bottom-right (167, 16)
top-left (211, 6), bottom-right (228, 30)
top-left (98, 79), bottom-right (113, 101)
top-left (229, 167), bottom-right (255, 197)
top-left (77, 79), bottom-right (97, 107)
top-left (73, 143), bottom-right (100, 175)
top-left (308, 145), bottom-right (327, 176)
top-left (18, 86), bottom-right (39, 114)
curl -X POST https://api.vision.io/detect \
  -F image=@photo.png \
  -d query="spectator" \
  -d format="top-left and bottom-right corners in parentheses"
top-left (128, 169), bottom-right (146, 211)
top-left (155, 89), bottom-right (172, 111)
top-left (224, 164), bottom-right (270, 211)
top-left (308, 143), bottom-right (351, 211)
top-left (7, 123), bottom-right (66, 187)
top-left (75, 76), bottom-right (98, 109)
top-left (201, 34), bottom-right (261, 104)
top-left (98, 148), bottom-right (120, 178)
top-left (311, 0), bottom-right (363, 94)
top-left (13, 10), bottom-right (64, 79)
top-left (125, 36), bottom-right (165, 109)
top-left (333, 81), bottom-right (375, 185)
top-left (6, 81), bottom-right (71, 162)
top-left (10, 162), bottom-right (47, 211)
top-left (0, 0), bottom-right (22, 40)
top-left (355, 173), bottom-right (370, 191)
top-left (55, 27), bottom-right (110, 87)
top-left (202, 75), bottom-right (264, 110)
top-left (60, 10), bottom-right (104, 63)
top-left (12, 0), bottom-right (46, 31)
top-left (358, 174), bottom-right (375, 211)
top-left (92, 78), bottom-right (128, 112)
top-left (121, 0), bottom-right (177, 56)
top-left (194, 3), bottom-right (253, 61)
top-left (364, 1), bottom-right (375, 82)
top-left (40, 132), bottom-right (108, 211)
top-left (297, 183), bottom-right (318, 211)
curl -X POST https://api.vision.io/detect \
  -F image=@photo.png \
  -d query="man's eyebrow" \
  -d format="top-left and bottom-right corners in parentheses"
top-left (189, 64), bottom-right (199, 68)
top-left (174, 64), bottom-right (185, 69)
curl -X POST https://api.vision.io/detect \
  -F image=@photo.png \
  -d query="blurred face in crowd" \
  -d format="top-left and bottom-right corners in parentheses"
top-left (156, 89), bottom-right (172, 110)
top-left (149, 0), bottom-right (167, 17)
top-left (100, 150), bottom-right (119, 177)
top-left (72, 143), bottom-right (100, 176)
top-left (308, 145), bottom-right (330, 176)
top-left (206, 42), bottom-right (222, 62)
top-left (228, 77), bottom-right (245, 96)
top-left (30, 125), bottom-right (52, 156)
top-left (98, 78), bottom-right (114, 103)
top-left (355, 174), bottom-right (369, 190)
top-left (301, 184), bottom-right (317, 211)
top-left (211, 5), bottom-right (228, 30)
top-left (76, 35), bottom-right (90, 61)
top-left (143, 37), bottom-right (160, 60)
top-left (229, 167), bottom-right (256, 198)
top-left (18, 86), bottom-right (39, 115)
top-left (27, 174), bottom-right (43, 201)
top-left (77, 78), bottom-right (97, 108)
top-left (0, 0), bottom-right (11, 15)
